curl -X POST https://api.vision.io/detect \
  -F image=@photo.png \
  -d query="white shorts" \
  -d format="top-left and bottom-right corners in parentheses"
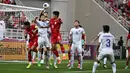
top-left (97, 52), bottom-right (115, 63)
top-left (38, 36), bottom-right (50, 49)
top-left (71, 43), bottom-right (82, 54)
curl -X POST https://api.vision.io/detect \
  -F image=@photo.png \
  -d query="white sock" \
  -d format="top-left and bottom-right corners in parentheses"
top-left (53, 54), bottom-right (57, 65)
top-left (112, 63), bottom-right (116, 73)
top-left (42, 51), bottom-right (45, 61)
top-left (32, 52), bottom-right (36, 60)
top-left (49, 51), bottom-right (53, 60)
top-left (70, 53), bottom-right (74, 67)
top-left (104, 58), bottom-right (107, 65)
top-left (92, 62), bottom-right (99, 73)
top-left (48, 51), bottom-right (51, 59)
top-left (38, 51), bottom-right (41, 61)
top-left (63, 53), bottom-right (66, 56)
top-left (29, 62), bottom-right (32, 65)
top-left (79, 54), bottom-right (83, 69)
top-left (57, 57), bottom-right (61, 60)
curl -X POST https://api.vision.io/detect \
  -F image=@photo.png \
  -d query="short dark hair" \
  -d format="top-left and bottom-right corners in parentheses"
top-left (75, 20), bottom-right (80, 24)
top-left (103, 25), bottom-right (110, 33)
top-left (53, 11), bottom-right (60, 17)
top-left (24, 21), bottom-right (30, 26)
top-left (120, 36), bottom-right (123, 39)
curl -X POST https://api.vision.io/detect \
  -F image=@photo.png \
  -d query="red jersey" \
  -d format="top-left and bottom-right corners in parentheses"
top-left (24, 24), bottom-right (38, 41)
top-left (49, 18), bottom-right (62, 35)
top-left (127, 34), bottom-right (130, 39)
top-left (127, 34), bottom-right (130, 52)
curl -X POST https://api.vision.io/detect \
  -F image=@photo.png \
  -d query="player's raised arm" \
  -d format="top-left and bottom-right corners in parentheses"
top-left (91, 35), bottom-right (100, 44)
top-left (34, 17), bottom-right (41, 27)
top-left (97, 35), bottom-right (102, 52)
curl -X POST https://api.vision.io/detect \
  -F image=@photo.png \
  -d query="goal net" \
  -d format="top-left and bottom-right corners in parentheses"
top-left (0, 3), bottom-right (69, 63)
top-left (0, 3), bottom-right (43, 63)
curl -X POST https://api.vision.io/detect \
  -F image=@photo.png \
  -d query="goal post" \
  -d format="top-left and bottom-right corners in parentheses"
top-left (0, 3), bottom-right (43, 62)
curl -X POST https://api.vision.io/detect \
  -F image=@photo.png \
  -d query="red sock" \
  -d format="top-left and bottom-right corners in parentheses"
top-left (53, 49), bottom-right (59, 57)
top-left (28, 51), bottom-right (32, 62)
top-left (78, 57), bottom-right (80, 64)
top-left (68, 51), bottom-right (71, 60)
top-left (60, 45), bottom-right (65, 53)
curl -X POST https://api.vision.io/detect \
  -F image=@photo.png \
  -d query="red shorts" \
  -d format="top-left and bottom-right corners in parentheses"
top-left (28, 38), bottom-right (38, 49)
top-left (128, 48), bottom-right (130, 53)
top-left (51, 34), bottom-right (62, 44)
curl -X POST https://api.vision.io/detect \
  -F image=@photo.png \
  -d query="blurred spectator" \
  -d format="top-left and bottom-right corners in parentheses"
top-left (118, 36), bottom-right (124, 52)
top-left (125, 1), bottom-right (130, 20)
top-left (3, 0), bottom-right (10, 4)
top-left (118, 36), bottom-right (124, 47)
top-left (10, 0), bottom-right (16, 5)
top-left (118, 2), bottom-right (126, 15)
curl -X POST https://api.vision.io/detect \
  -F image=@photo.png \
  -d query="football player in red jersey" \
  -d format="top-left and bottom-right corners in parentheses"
top-left (49, 11), bottom-right (66, 68)
top-left (23, 21), bottom-right (38, 68)
top-left (125, 28), bottom-right (130, 69)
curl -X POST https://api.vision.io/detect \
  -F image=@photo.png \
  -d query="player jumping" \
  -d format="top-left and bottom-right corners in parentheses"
top-left (49, 11), bottom-right (66, 68)
top-left (23, 21), bottom-right (38, 69)
top-left (35, 14), bottom-right (51, 69)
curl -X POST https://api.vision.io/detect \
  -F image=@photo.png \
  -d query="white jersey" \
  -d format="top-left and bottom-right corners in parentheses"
top-left (0, 20), bottom-right (5, 39)
top-left (36, 20), bottom-right (48, 37)
top-left (70, 27), bottom-right (85, 44)
top-left (97, 31), bottom-right (103, 37)
top-left (99, 33), bottom-right (115, 53)
top-left (98, 31), bottom-right (111, 52)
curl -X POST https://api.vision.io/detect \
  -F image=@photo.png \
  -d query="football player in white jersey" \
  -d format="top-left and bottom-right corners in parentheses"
top-left (35, 14), bottom-right (51, 69)
top-left (0, 19), bottom-right (5, 41)
top-left (91, 26), bottom-right (108, 68)
top-left (69, 20), bottom-right (87, 69)
top-left (92, 25), bottom-right (116, 73)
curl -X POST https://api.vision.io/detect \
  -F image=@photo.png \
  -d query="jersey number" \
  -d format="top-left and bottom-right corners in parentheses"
top-left (106, 39), bottom-right (111, 47)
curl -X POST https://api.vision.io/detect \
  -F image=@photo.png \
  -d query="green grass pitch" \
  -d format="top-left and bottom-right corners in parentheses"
top-left (0, 60), bottom-right (129, 73)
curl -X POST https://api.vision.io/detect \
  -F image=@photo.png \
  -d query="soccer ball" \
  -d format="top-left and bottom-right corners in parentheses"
top-left (43, 3), bottom-right (50, 9)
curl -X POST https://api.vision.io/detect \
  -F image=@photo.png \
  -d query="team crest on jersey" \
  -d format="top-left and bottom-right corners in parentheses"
top-left (79, 30), bottom-right (81, 32)
top-left (55, 22), bottom-right (57, 24)
top-left (76, 31), bottom-right (78, 34)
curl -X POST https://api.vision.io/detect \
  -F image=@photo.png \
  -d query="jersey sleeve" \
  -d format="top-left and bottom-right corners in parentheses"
top-left (70, 28), bottom-right (73, 35)
top-left (98, 35), bottom-right (102, 43)
top-left (36, 20), bottom-right (41, 27)
top-left (97, 32), bottom-right (102, 37)
top-left (58, 18), bottom-right (63, 24)
top-left (82, 28), bottom-right (85, 34)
